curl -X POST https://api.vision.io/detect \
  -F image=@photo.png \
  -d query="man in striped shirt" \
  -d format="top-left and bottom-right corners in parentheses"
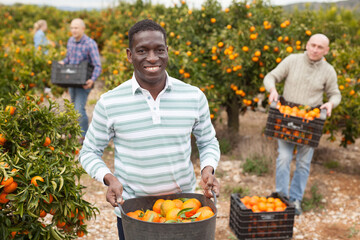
top-left (80, 19), bottom-right (220, 239)
top-left (59, 18), bottom-right (102, 143)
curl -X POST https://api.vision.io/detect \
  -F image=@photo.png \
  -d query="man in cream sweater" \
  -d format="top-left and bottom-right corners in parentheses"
top-left (263, 33), bottom-right (341, 215)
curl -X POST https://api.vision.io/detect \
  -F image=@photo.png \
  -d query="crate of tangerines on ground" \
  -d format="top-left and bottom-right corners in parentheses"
top-left (230, 192), bottom-right (295, 240)
top-left (264, 96), bottom-right (327, 148)
top-left (121, 192), bottom-right (217, 240)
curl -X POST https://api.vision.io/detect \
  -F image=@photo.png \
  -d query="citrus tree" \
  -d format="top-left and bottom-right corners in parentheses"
top-left (0, 89), bottom-right (98, 239)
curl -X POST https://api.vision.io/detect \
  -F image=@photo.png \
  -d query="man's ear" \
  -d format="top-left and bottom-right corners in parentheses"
top-left (126, 48), bottom-right (133, 63)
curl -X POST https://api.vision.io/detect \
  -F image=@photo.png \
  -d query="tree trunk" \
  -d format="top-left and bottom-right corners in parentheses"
top-left (226, 95), bottom-right (240, 132)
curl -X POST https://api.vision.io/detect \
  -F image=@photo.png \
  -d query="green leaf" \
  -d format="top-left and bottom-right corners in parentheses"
top-left (58, 176), bottom-right (64, 191)
top-left (178, 207), bottom-right (193, 215)
top-left (51, 180), bottom-right (57, 191)
top-left (164, 220), bottom-right (177, 223)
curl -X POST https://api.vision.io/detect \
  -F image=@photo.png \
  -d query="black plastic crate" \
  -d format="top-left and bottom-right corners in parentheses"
top-left (51, 61), bottom-right (94, 87)
top-left (264, 96), bottom-right (326, 147)
top-left (229, 192), bottom-right (295, 240)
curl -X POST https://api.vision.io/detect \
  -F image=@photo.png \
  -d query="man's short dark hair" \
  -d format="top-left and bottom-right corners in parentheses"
top-left (128, 19), bottom-right (167, 50)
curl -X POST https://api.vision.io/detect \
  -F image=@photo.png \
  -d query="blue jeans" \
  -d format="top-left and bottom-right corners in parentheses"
top-left (68, 87), bottom-right (91, 137)
top-left (117, 217), bottom-right (125, 240)
top-left (275, 140), bottom-right (314, 201)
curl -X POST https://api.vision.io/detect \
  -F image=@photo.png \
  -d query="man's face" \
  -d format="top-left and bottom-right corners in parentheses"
top-left (306, 36), bottom-right (329, 61)
top-left (126, 30), bottom-right (168, 88)
top-left (70, 21), bottom-right (85, 41)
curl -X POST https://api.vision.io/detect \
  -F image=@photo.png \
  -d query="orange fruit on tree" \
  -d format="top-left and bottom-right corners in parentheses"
top-left (44, 194), bottom-right (53, 204)
top-left (39, 210), bottom-right (47, 218)
top-left (160, 200), bottom-right (176, 217)
top-left (43, 137), bottom-right (51, 147)
top-left (78, 211), bottom-right (85, 220)
top-left (56, 220), bottom-right (66, 228)
top-left (0, 192), bottom-right (10, 204)
top-left (4, 181), bottom-right (17, 193)
top-left (153, 199), bottom-right (165, 214)
top-left (1, 176), bottom-right (14, 187)
top-left (77, 230), bottom-right (85, 237)
top-left (49, 208), bottom-right (56, 215)
top-left (31, 176), bottom-right (44, 186)
top-left (0, 134), bottom-right (6, 146)
top-left (165, 207), bottom-right (181, 221)
top-left (5, 106), bottom-right (16, 115)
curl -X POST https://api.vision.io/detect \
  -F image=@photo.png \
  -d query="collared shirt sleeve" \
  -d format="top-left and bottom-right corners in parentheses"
top-left (88, 40), bottom-right (102, 81)
top-left (192, 89), bottom-right (220, 172)
top-left (79, 98), bottom-right (113, 185)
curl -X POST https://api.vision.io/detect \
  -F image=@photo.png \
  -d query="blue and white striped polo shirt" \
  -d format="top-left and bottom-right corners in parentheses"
top-left (80, 73), bottom-right (220, 214)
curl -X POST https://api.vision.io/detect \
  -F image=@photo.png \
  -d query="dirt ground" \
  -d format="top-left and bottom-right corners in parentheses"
top-left (66, 81), bottom-right (360, 240)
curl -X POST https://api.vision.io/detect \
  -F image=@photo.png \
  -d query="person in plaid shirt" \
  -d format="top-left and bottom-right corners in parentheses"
top-left (59, 18), bottom-right (101, 144)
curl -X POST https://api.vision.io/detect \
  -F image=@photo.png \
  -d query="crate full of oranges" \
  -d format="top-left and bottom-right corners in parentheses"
top-left (264, 96), bottom-right (326, 147)
top-left (229, 192), bottom-right (295, 240)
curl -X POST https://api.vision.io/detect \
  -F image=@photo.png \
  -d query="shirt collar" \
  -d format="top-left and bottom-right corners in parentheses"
top-left (72, 34), bottom-right (86, 44)
top-left (131, 71), bottom-right (172, 95)
top-left (304, 51), bottom-right (324, 66)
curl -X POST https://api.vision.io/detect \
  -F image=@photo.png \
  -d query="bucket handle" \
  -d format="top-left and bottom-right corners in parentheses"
top-left (117, 201), bottom-right (125, 215)
top-left (211, 190), bottom-right (217, 206)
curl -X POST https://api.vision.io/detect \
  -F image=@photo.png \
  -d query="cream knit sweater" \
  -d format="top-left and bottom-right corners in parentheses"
top-left (263, 52), bottom-right (341, 108)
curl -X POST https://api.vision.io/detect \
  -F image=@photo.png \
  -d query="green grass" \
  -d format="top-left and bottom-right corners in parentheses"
top-left (347, 223), bottom-right (359, 238)
top-left (323, 160), bottom-right (340, 169)
top-left (219, 138), bottom-right (232, 154)
top-left (88, 99), bottom-right (98, 105)
top-left (223, 184), bottom-right (249, 196)
top-left (242, 155), bottom-right (270, 176)
top-left (302, 183), bottom-right (324, 212)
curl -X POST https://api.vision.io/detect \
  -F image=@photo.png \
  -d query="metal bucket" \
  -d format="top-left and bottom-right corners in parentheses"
top-left (120, 193), bottom-right (217, 240)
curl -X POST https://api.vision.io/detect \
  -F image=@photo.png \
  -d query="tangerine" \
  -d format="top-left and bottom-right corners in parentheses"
top-left (153, 199), bottom-right (165, 214)
top-left (1, 176), bottom-right (13, 187)
top-left (165, 207), bottom-right (181, 221)
top-left (160, 200), bottom-right (176, 217)
top-left (182, 198), bottom-right (200, 217)
top-left (4, 181), bottom-right (17, 193)
top-left (31, 176), bottom-right (44, 186)
top-left (196, 207), bottom-right (214, 221)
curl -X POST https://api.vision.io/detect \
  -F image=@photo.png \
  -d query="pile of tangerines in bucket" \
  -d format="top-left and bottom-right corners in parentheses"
top-left (241, 196), bottom-right (288, 213)
top-left (126, 198), bottom-right (214, 223)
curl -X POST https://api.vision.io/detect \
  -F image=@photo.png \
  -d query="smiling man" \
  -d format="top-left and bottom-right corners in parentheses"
top-left (79, 19), bottom-right (220, 240)
top-left (263, 33), bottom-right (341, 215)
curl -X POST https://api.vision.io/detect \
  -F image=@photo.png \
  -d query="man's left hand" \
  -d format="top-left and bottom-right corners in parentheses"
top-left (83, 79), bottom-right (94, 89)
top-left (199, 166), bottom-right (220, 199)
top-left (320, 102), bottom-right (333, 117)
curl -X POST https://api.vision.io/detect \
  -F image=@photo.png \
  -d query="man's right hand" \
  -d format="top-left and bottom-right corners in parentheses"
top-left (58, 60), bottom-right (64, 65)
top-left (268, 87), bottom-right (279, 103)
top-left (104, 173), bottom-right (124, 207)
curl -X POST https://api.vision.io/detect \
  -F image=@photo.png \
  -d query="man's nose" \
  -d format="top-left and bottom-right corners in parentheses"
top-left (147, 51), bottom-right (159, 62)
